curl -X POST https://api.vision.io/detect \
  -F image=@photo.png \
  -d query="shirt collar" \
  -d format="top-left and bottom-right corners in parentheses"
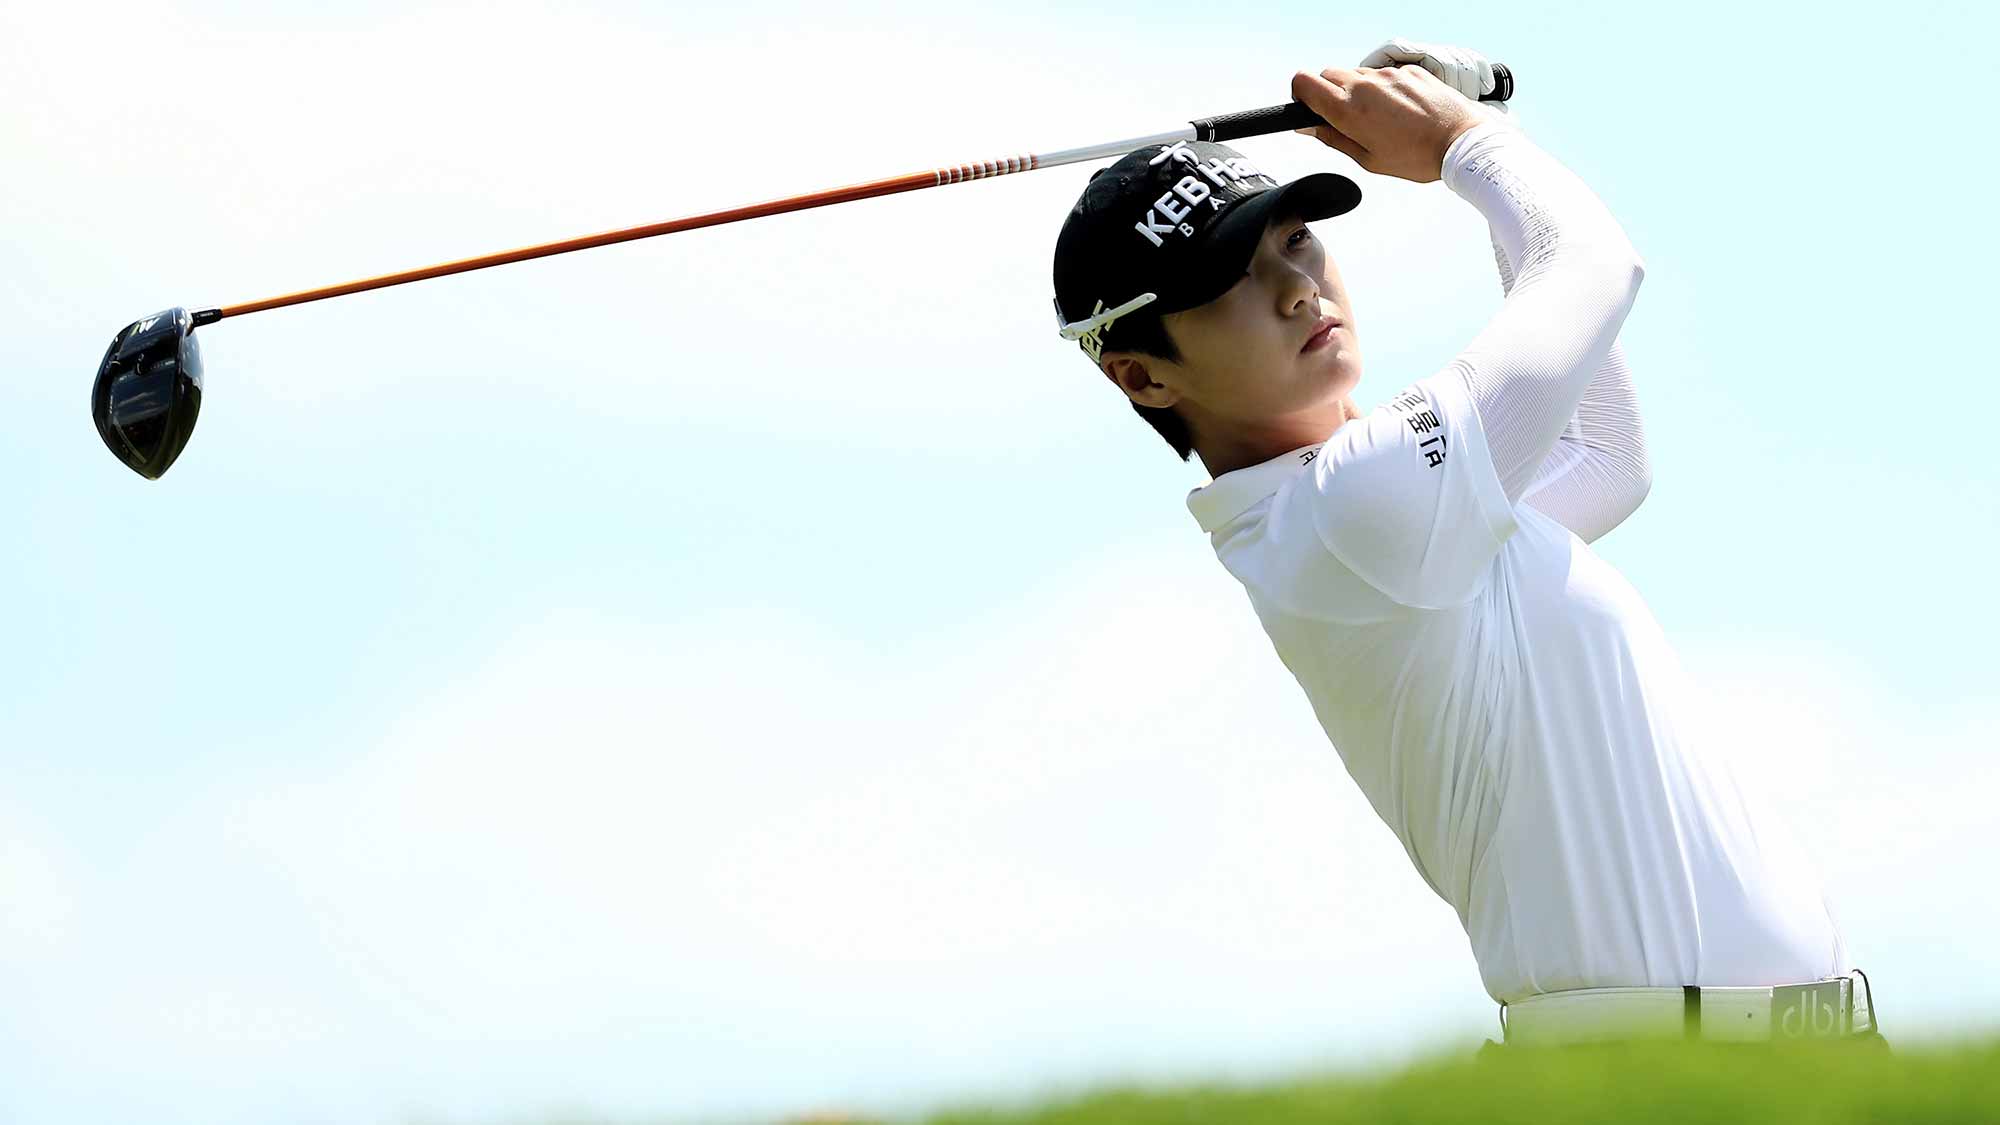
top-left (1185, 445), bottom-right (1322, 533)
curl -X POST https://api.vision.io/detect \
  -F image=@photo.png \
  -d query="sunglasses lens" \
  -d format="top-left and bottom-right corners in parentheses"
top-left (93, 308), bottom-right (203, 479)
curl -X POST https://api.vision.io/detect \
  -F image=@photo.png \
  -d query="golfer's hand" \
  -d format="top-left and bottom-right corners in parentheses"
top-left (1290, 66), bottom-right (1483, 184)
top-left (1358, 38), bottom-right (1505, 104)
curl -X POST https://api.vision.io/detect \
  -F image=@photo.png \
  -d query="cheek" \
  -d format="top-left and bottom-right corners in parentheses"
top-left (1315, 256), bottom-right (1344, 301)
top-left (1187, 300), bottom-right (1259, 365)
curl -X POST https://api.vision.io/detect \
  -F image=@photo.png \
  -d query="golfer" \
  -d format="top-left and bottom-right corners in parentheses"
top-left (1052, 41), bottom-right (1874, 1045)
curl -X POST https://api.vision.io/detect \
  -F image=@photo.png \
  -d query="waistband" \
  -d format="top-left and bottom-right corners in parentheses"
top-left (1501, 971), bottom-right (1878, 1046)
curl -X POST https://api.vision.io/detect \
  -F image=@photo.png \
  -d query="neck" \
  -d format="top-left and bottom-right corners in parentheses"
top-left (1190, 397), bottom-right (1361, 478)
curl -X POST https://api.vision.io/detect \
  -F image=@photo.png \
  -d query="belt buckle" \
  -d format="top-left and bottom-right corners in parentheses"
top-left (1770, 979), bottom-right (1850, 1040)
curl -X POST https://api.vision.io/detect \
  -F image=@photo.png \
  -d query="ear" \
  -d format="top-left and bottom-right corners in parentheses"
top-left (1100, 352), bottom-right (1180, 410)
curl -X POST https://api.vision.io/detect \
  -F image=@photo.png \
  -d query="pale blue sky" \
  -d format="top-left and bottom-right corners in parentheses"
top-left (3, 1), bottom-right (1996, 1123)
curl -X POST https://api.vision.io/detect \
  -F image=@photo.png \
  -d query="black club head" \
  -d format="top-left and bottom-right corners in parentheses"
top-left (93, 307), bottom-right (205, 479)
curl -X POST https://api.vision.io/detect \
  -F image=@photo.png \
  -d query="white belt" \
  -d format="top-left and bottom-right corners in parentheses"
top-left (1501, 972), bottom-right (1878, 1046)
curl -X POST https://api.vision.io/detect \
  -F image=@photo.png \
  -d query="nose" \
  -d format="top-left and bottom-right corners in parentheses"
top-left (1278, 264), bottom-right (1319, 318)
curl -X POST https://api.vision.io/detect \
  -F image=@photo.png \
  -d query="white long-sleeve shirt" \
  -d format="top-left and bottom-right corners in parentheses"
top-left (1187, 122), bottom-right (1846, 1003)
top-left (1494, 243), bottom-right (1653, 543)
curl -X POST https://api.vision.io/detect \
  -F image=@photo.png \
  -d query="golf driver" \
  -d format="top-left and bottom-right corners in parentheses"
top-left (92, 68), bottom-right (1513, 479)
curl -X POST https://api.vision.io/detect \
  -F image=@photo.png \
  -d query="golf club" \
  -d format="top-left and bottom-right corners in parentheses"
top-left (91, 68), bottom-right (1513, 479)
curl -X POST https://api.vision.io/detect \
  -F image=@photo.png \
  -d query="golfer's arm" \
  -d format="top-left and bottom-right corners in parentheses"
top-left (1491, 240), bottom-right (1653, 540)
top-left (1443, 122), bottom-right (1645, 504)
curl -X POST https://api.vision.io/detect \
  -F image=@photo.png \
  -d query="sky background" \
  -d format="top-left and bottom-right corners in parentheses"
top-left (3, 0), bottom-right (1997, 1122)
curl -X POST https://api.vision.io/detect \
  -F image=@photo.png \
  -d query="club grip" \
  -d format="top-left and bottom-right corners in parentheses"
top-left (1192, 62), bottom-right (1513, 143)
top-left (1193, 102), bottom-right (1323, 143)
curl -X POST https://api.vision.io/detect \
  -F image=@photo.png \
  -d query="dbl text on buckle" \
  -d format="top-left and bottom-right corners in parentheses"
top-left (1769, 981), bottom-right (1852, 1038)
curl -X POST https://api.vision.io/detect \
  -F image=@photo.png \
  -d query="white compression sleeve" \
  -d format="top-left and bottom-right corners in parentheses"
top-left (1440, 123), bottom-right (1645, 502)
top-left (1492, 238), bottom-right (1653, 542)
top-left (1517, 348), bottom-right (1652, 540)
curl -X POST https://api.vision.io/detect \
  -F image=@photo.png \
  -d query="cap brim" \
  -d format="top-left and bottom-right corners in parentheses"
top-left (1161, 173), bottom-right (1362, 313)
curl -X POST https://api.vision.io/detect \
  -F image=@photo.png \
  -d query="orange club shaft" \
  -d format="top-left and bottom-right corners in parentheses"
top-left (213, 159), bottom-right (1038, 321)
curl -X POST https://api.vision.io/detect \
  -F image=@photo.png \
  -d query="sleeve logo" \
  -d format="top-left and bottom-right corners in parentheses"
top-left (1387, 390), bottom-right (1449, 470)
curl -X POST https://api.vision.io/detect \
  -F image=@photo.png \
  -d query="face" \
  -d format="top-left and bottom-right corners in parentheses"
top-left (1106, 212), bottom-right (1360, 425)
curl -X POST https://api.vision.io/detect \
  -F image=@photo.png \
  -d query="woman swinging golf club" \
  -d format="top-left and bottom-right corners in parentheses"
top-left (1051, 40), bottom-right (1877, 1046)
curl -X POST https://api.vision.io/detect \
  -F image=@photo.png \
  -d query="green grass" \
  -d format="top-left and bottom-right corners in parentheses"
top-left (906, 1038), bottom-right (2000, 1125)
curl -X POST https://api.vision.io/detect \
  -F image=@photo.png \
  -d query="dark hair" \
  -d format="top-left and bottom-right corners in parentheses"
top-left (1101, 313), bottom-right (1193, 461)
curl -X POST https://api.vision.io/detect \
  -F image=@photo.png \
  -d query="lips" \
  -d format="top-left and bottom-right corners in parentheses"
top-left (1301, 314), bottom-right (1342, 354)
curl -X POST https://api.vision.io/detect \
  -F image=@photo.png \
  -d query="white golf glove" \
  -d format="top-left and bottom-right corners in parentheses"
top-left (1359, 38), bottom-right (1510, 113)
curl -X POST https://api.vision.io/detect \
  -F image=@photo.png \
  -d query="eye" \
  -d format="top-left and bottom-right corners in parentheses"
top-left (1248, 226), bottom-right (1315, 275)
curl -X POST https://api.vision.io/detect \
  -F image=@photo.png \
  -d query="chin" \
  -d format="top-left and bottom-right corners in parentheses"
top-left (1306, 347), bottom-right (1362, 400)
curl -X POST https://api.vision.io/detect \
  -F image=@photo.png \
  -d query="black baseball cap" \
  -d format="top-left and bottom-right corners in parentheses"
top-left (1053, 140), bottom-right (1359, 362)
